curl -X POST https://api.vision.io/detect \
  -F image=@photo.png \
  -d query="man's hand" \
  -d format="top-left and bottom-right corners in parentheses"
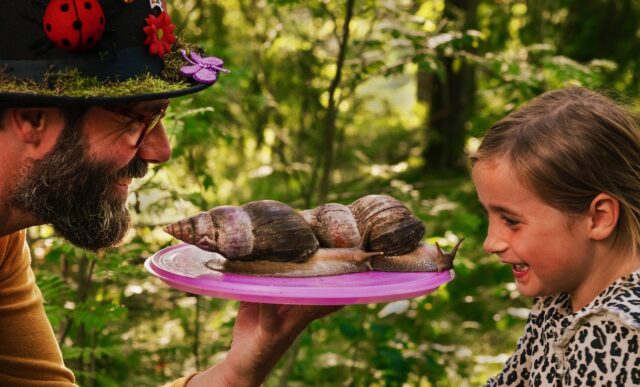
top-left (188, 302), bottom-right (342, 387)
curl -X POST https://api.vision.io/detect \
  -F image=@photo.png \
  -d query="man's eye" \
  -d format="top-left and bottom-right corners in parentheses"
top-left (121, 119), bottom-right (142, 133)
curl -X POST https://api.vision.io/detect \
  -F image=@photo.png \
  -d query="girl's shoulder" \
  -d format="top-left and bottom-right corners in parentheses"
top-left (530, 271), bottom-right (640, 328)
top-left (589, 270), bottom-right (640, 329)
top-left (560, 271), bottom-right (640, 340)
top-left (554, 272), bottom-right (640, 364)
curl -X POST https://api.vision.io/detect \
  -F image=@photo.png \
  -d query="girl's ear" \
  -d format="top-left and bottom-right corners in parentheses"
top-left (587, 193), bottom-right (620, 241)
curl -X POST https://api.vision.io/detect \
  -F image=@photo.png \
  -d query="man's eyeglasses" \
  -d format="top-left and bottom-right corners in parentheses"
top-left (99, 101), bottom-right (169, 148)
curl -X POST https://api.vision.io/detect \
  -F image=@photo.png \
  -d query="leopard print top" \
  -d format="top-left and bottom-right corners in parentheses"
top-left (487, 270), bottom-right (640, 386)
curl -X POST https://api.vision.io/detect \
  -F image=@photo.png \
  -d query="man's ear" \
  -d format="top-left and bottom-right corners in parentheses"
top-left (6, 108), bottom-right (49, 145)
top-left (587, 193), bottom-right (620, 241)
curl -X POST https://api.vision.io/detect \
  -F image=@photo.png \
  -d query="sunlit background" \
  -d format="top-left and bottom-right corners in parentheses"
top-left (30, 0), bottom-right (640, 385)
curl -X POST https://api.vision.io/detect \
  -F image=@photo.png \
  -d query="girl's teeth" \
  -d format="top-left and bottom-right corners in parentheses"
top-left (513, 264), bottom-right (528, 272)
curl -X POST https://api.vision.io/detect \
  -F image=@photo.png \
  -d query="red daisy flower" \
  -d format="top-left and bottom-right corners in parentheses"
top-left (143, 12), bottom-right (176, 57)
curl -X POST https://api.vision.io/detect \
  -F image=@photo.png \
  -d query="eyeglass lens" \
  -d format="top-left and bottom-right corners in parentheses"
top-left (134, 106), bottom-right (168, 147)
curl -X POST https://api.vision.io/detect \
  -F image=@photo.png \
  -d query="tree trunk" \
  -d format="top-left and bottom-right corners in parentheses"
top-left (318, 0), bottom-right (355, 203)
top-left (421, 0), bottom-right (479, 173)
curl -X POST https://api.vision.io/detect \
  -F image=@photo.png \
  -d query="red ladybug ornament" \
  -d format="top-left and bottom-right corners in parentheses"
top-left (43, 0), bottom-right (105, 51)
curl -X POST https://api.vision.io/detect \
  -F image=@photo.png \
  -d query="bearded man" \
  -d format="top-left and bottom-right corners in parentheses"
top-left (0, 1), bottom-right (338, 386)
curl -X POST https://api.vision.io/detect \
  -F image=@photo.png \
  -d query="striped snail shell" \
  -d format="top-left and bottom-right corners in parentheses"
top-left (348, 194), bottom-right (425, 256)
top-left (163, 200), bottom-right (319, 263)
top-left (298, 203), bottom-right (361, 248)
top-left (300, 195), bottom-right (425, 255)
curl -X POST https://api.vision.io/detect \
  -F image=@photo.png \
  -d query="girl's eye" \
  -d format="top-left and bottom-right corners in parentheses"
top-left (502, 216), bottom-right (520, 227)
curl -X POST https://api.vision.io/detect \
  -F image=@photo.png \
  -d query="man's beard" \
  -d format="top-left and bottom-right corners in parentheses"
top-left (9, 114), bottom-right (148, 251)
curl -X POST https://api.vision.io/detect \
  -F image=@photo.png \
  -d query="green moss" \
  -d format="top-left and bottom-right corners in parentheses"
top-left (0, 66), bottom-right (39, 93)
top-left (0, 38), bottom-right (201, 98)
top-left (0, 67), bottom-right (190, 97)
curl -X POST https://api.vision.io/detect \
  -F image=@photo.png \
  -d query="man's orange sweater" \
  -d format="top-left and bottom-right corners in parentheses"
top-left (0, 230), bottom-right (75, 385)
top-left (0, 231), bottom-right (196, 386)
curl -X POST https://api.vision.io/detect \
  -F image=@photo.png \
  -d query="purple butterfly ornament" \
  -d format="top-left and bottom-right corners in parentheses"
top-left (180, 50), bottom-right (230, 84)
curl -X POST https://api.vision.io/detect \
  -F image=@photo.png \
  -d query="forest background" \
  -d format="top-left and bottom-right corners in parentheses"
top-left (29, 0), bottom-right (640, 386)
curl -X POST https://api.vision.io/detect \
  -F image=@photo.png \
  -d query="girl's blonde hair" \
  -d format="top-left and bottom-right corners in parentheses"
top-left (470, 86), bottom-right (640, 254)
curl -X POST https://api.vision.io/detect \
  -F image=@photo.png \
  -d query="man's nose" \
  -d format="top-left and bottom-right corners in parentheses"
top-left (136, 122), bottom-right (171, 164)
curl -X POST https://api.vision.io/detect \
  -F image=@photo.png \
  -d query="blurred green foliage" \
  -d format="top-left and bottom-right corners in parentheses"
top-left (28, 0), bottom-right (639, 385)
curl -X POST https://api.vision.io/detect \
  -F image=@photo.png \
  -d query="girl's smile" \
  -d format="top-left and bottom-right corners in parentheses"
top-left (511, 263), bottom-right (529, 279)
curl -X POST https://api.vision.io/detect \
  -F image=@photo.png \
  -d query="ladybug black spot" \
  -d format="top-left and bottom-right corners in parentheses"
top-left (61, 38), bottom-right (71, 47)
top-left (84, 2), bottom-right (92, 10)
top-left (87, 37), bottom-right (94, 45)
top-left (60, 3), bottom-right (69, 12)
top-left (46, 23), bottom-right (52, 32)
top-left (73, 20), bottom-right (82, 30)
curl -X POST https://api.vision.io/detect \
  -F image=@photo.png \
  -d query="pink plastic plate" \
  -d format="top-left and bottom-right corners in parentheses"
top-left (145, 244), bottom-right (454, 305)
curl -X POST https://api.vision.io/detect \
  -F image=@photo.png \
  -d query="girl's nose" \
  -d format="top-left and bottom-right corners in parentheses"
top-left (483, 223), bottom-right (508, 255)
top-left (136, 122), bottom-right (171, 164)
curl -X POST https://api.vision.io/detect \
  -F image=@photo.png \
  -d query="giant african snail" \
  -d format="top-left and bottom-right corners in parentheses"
top-left (163, 194), bottom-right (462, 277)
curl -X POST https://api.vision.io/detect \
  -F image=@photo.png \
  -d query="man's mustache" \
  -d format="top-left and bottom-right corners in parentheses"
top-left (113, 158), bottom-right (148, 182)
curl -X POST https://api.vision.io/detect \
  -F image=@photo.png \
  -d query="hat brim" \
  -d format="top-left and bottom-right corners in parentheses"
top-left (0, 81), bottom-right (212, 107)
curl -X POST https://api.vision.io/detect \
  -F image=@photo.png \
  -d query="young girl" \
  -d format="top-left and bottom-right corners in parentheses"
top-left (470, 86), bottom-right (640, 386)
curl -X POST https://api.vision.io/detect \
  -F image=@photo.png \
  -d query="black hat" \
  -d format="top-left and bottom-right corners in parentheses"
top-left (0, 0), bottom-right (227, 106)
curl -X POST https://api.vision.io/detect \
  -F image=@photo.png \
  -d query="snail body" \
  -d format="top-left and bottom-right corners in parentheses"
top-left (164, 194), bottom-right (459, 277)
top-left (205, 233), bottom-right (383, 277)
top-left (372, 242), bottom-right (460, 273)
top-left (202, 241), bottom-right (460, 277)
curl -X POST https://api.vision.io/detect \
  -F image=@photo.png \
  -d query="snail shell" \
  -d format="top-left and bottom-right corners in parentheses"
top-left (299, 195), bottom-right (425, 256)
top-left (163, 200), bottom-right (319, 262)
top-left (348, 194), bottom-right (425, 255)
top-left (298, 203), bottom-right (360, 248)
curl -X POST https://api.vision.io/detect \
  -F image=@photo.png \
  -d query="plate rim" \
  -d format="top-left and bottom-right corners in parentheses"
top-left (145, 243), bottom-right (454, 305)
